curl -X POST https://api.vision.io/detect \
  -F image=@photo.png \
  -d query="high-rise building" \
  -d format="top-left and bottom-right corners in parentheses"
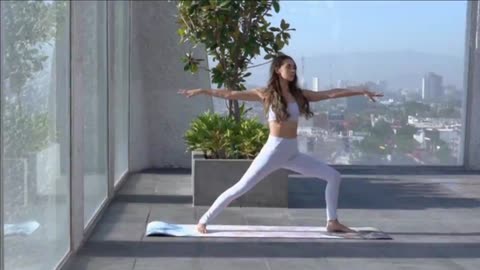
top-left (312, 77), bottom-right (319, 91)
top-left (376, 80), bottom-right (388, 92)
top-left (422, 72), bottom-right (444, 101)
top-left (337, 79), bottom-right (349, 88)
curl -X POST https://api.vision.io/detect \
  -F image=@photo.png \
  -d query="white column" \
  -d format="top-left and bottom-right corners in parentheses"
top-left (107, 0), bottom-right (114, 199)
top-left (129, 1), bottom-right (213, 170)
top-left (464, 0), bottom-right (480, 170)
top-left (70, 0), bottom-right (86, 251)
top-left (0, 1), bottom-right (5, 268)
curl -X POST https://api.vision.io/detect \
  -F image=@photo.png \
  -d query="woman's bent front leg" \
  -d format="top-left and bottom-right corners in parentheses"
top-left (198, 143), bottom-right (286, 226)
top-left (282, 152), bottom-right (355, 232)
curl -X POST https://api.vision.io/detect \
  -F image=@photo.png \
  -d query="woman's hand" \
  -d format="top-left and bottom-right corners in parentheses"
top-left (178, 88), bottom-right (204, 98)
top-left (362, 89), bottom-right (384, 102)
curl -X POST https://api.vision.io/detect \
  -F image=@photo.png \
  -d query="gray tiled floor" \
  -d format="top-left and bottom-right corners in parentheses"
top-left (61, 170), bottom-right (480, 270)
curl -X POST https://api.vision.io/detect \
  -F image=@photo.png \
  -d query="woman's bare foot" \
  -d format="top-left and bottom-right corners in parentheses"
top-left (196, 223), bottom-right (207, 234)
top-left (326, 219), bottom-right (356, 233)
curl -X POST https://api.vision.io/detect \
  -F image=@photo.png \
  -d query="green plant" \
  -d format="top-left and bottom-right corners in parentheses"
top-left (176, 0), bottom-right (294, 122)
top-left (2, 1), bottom-right (63, 158)
top-left (3, 102), bottom-right (50, 157)
top-left (3, 1), bottom-right (61, 95)
top-left (231, 117), bottom-right (269, 159)
top-left (184, 110), bottom-right (237, 159)
top-left (184, 104), bottom-right (268, 159)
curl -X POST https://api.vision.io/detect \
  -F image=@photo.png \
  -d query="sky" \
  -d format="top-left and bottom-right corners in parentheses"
top-left (266, 0), bottom-right (468, 58)
top-left (206, 1), bottom-right (469, 90)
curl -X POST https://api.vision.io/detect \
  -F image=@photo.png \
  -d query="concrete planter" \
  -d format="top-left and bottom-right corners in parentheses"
top-left (192, 151), bottom-right (289, 207)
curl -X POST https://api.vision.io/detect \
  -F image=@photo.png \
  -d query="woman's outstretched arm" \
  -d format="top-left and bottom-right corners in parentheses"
top-left (178, 88), bottom-right (265, 102)
top-left (302, 88), bottom-right (383, 102)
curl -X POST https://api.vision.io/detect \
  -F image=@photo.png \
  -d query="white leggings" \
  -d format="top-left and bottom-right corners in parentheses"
top-left (198, 135), bottom-right (342, 225)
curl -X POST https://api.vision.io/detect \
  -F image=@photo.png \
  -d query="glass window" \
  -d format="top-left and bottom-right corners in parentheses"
top-left (1, 1), bottom-right (71, 269)
top-left (111, 1), bottom-right (130, 185)
top-left (76, 1), bottom-right (108, 227)
top-left (221, 0), bottom-right (468, 166)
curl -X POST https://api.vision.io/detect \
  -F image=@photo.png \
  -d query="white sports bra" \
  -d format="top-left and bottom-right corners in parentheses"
top-left (267, 101), bottom-right (300, 122)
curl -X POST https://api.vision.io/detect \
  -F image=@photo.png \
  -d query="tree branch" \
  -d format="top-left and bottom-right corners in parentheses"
top-left (247, 60), bottom-right (272, 69)
top-left (260, 2), bottom-right (272, 18)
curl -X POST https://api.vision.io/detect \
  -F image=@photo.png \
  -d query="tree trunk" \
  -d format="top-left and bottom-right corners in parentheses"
top-left (233, 100), bottom-right (240, 122)
top-left (226, 82), bottom-right (241, 123)
top-left (228, 100), bottom-right (234, 117)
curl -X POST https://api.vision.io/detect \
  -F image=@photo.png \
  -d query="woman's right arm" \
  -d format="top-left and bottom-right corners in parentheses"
top-left (178, 88), bottom-right (265, 102)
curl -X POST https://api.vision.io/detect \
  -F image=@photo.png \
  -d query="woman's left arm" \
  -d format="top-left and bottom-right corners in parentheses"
top-left (302, 88), bottom-right (383, 102)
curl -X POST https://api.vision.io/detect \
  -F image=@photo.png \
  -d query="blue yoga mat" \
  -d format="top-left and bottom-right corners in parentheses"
top-left (145, 221), bottom-right (392, 239)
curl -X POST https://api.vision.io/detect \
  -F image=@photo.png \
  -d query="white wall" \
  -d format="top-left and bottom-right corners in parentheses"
top-left (129, 1), bottom-right (213, 171)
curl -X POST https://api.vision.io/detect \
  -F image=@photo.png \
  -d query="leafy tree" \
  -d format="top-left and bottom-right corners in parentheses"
top-left (176, 0), bottom-right (295, 122)
top-left (394, 124), bottom-right (417, 153)
top-left (396, 124), bottom-right (416, 137)
top-left (403, 101), bottom-right (431, 117)
top-left (436, 106), bottom-right (461, 118)
top-left (3, 1), bottom-right (57, 96)
top-left (2, 1), bottom-right (62, 157)
top-left (357, 135), bottom-right (388, 155)
top-left (371, 119), bottom-right (394, 140)
top-left (356, 119), bottom-right (394, 156)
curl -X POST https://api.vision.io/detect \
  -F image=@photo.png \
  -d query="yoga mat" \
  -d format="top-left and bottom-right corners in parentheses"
top-left (146, 221), bottom-right (392, 240)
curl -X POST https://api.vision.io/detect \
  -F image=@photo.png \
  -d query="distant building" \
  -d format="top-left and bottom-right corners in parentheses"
top-left (376, 80), bottom-right (388, 92)
top-left (312, 112), bottom-right (329, 129)
top-left (337, 79), bottom-right (350, 88)
top-left (328, 112), bottom-right (344, 122)
top-left (312, 77), bottom-right (319, 91)
top-left (421, 72), bottom-right (443, 101)
top-left (328, 112), bottom-right (345, 132)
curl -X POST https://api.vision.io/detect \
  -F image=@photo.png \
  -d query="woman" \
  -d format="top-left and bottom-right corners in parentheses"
top-left (178, 54), bottom-right (383, 234)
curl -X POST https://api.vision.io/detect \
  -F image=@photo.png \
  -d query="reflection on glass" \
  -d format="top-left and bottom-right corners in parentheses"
top-left (1, 1), bottom-right (70, 269)
top-left (76, 1), bottom-right (108, 227)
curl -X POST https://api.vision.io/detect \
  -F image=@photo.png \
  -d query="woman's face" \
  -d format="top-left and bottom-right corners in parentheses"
top-left (276, 58), bottom-right (297, 82)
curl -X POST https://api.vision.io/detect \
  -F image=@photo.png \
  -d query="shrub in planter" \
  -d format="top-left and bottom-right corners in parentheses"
top-left (184, 104), bottom-right (268, 159)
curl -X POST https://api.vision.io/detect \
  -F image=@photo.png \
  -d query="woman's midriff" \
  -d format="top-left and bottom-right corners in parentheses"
top-left (268, 121), bottom-right (298, 138)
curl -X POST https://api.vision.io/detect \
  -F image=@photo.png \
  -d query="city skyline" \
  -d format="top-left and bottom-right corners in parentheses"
top-left (239, 51), bottom-right (464, 92)
top-left (207, 1), bottom-right (468, 91)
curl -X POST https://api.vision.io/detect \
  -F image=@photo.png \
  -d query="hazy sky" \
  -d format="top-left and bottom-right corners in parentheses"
top-left (206, 1), bottom-right (469, 89)
top-left (266, 0), bottom-right (467, 58)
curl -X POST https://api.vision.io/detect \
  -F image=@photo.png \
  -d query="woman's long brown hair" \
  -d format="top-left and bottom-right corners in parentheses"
top-left (263, 54), bottom-right (314, 122)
